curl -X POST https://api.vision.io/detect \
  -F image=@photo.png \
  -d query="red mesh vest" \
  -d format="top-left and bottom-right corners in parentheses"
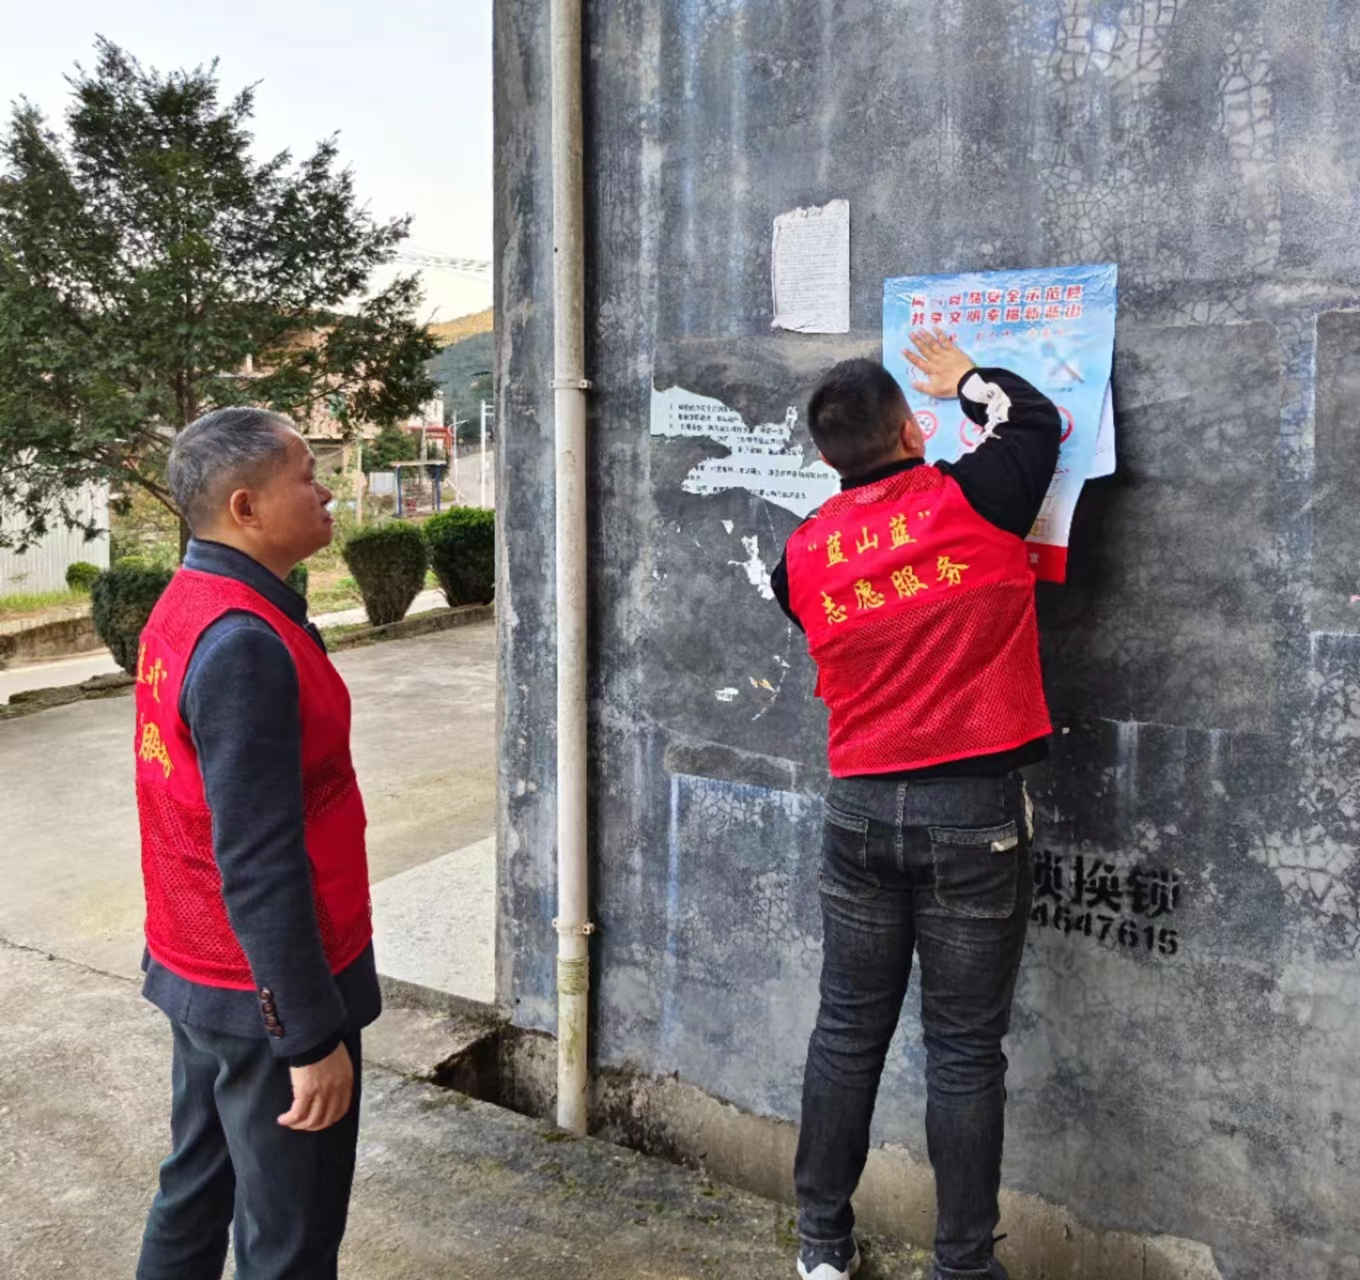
top-left (134, 568), bottom-right (372, 989)
top-left (785, 465), bottom-right (1051, 777)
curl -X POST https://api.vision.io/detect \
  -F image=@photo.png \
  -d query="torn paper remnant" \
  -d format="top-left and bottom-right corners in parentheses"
top-left (772, 198), bottom-right (850, 334)
top-left (650, 384), bottom-right (838, 519)
top-left (729, 535), bottom-right (775, 600)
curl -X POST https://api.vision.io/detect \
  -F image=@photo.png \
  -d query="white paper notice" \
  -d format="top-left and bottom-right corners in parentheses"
top-left (771, 198), bottom-right (850, 334)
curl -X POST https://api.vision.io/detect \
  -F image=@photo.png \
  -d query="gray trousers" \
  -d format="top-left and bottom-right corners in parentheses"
top-left (136, 1020), bottom-right (362, 1280)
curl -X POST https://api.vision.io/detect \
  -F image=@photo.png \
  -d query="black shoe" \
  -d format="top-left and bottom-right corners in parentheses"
top-left (798, 1234), bottom-right (861, 1280)
top-left (929, 1258), bottom-right (1009, 1280)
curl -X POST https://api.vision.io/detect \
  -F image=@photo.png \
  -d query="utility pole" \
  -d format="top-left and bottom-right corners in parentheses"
top-left (355, 439), bottom-right (365, 524)
top-left (468, 371), bottom-right (493, 512)
top-left (450, 411), bottom-right (462, 504)
top-left (479, 400), bottom-right (489, 508)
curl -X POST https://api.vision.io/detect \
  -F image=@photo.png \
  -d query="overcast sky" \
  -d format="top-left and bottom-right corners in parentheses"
top-left (0, 0), bottom-right (493, 322)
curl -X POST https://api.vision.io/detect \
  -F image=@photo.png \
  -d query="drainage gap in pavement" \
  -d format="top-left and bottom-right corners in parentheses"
top-left (431, 1023), bottom-right (796, 1208)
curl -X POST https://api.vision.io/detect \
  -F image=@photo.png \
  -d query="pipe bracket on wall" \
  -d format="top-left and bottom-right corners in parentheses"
top-left (553, 917), bottom-right (597, 936)
top-left (552, 377), bottom-right (593, 391)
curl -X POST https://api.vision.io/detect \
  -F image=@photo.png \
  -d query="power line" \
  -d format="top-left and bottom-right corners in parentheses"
top-left (394, 248), bottom-right (492, 277)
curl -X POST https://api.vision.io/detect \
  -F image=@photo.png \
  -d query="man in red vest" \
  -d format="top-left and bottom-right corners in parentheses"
top-left (133, 407), bottom-right (379, 1280)
top-left (772, 333), bottom-right (1061, 1280)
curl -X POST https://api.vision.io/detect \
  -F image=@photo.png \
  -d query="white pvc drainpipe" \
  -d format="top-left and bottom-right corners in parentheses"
top-left (550, 0), bottom-right (593, 1136)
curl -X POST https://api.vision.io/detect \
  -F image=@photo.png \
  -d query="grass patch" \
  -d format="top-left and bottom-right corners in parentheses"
top-left (0, 588), bottom-right (86, 617)
top-left (308, 573), bottom-right (365, 614)
top-left (306, 566), bottom-right (440, 620)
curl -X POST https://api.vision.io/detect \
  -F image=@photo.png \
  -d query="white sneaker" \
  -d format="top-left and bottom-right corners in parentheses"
top-left (797, 1236), bottom-right (861, 1280)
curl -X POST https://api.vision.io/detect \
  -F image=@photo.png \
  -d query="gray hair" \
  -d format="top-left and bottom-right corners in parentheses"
top-left (169, 407), bottom-right (297, 532)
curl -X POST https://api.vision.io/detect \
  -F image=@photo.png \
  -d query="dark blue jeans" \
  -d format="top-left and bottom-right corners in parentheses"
top-left (136, 1021), bottom-right (363, 1280)
top-left (794, 773), bottom-right (1033, 1276)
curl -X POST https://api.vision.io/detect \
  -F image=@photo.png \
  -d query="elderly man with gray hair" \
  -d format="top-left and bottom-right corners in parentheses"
top-left (132, 408), bottom-right (379, 1280)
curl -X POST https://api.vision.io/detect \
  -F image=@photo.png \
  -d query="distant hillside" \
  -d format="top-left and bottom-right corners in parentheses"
top-left (427, 311), bottom-right (494, 435)
top-left (429, 307), bottom-right (493, 348)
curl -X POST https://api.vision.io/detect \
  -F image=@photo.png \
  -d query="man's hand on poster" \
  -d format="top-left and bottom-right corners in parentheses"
top-left (903, 329), bottom-right (976, 400)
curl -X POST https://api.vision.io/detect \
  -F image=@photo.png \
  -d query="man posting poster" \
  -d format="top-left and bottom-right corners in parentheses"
top-left (772, 332), bottom-right (1061, 1280)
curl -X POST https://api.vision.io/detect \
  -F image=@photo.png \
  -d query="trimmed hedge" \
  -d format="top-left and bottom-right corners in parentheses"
top-left (341, 522), bottom-right (429, 626)
top-left (424, 507), bottom-right (495, 607)
top-left (286, 564), bottom-right (309, 600)
top-left (65, 561), bottom-right (101, 592)
top-left (91, 565), bottom-right (175, 674)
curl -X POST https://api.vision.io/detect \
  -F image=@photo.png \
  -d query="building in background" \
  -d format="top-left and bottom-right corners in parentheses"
top-left (0, 482), bottom-right (110, 596)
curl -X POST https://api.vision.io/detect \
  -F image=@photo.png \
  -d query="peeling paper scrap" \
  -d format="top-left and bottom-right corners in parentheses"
top-left (729, 535), bottom-right (775, 600)
top-left (650, 384), bottom-right (838, 520)
top-left (772, 198), bottom-right (850, 334)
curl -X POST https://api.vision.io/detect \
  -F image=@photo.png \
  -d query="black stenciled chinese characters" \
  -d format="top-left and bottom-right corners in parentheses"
top-left (1030, 851), bottom-right (1182, 956)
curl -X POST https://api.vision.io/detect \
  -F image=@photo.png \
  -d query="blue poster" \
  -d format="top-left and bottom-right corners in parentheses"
top-left (883, 263), bottom-right (1118, 581)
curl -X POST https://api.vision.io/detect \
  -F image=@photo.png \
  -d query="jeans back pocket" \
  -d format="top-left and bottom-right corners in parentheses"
top-left (929, 821), bottom-right (1020, 919)
top-left (824, 804), bottom-right (870, 869)
top-left (820, 803), bottom-right (880, 900)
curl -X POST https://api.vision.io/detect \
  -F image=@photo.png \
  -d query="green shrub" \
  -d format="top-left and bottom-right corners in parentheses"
top-left (341, 522), bottom-right (429, 626)
top-left (65, 561), bottom-right (102, 592)
top-left (424, 507), bottom-right (495, 607)
top-left (286, 564), bottom-right (309, 600)
top-left (91, 565), bottom-right (175, 674)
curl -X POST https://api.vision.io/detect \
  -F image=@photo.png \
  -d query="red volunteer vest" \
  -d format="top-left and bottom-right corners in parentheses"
top-left (134, 568), bottom-right (372, 989)
top-left (786, 465), bottom-right (1051, 776)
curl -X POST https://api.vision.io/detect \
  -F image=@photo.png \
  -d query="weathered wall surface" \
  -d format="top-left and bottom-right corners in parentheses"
top-left (496, 4), bottom-right (1360, 1277)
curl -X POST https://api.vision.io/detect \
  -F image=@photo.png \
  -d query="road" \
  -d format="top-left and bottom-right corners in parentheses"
top-left (0, 588), bottom-right (451, 705)
top-left (0, 650), bottom-right (123, 703)
top-left (0, 617), bottom-right (948, 1280)
top-left (0, 624), bottom-right (497, 1001)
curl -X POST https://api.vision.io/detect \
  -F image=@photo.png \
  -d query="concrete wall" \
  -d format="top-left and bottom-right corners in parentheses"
top-left (495, 4), bottom-right (1360, 1277)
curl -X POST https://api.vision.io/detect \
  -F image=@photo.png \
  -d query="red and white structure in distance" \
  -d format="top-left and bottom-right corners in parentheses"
top-left (399, 393), bottom-right (496, 509)
top-left (403, 394), bottom-right (454, 454)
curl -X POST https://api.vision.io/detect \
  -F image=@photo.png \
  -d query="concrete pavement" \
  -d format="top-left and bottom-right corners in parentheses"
top-left (0, 620), bottom-right (941, 1279)
top-left (0, 625), bottom-right (496, 997)
top-left (0, 942), bottom-right (931, 1280)
top-left (372, 837), bottom-right (496, 1003)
